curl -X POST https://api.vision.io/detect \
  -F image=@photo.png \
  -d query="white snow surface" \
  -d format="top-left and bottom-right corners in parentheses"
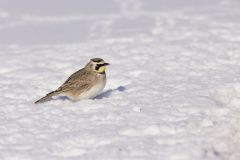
top-left (1, 0), bottom-right (240, 159)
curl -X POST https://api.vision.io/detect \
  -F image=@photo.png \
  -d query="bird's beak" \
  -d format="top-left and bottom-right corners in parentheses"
top-left (104, 63), bottom-right (110, 66)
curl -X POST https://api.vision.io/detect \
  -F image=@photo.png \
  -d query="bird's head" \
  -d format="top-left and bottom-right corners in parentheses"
top-left (86, 58), bottom-right (110, 73)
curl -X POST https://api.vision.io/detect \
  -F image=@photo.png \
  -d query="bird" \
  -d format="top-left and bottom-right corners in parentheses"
top-left (35, 58), bottom-right (110, 104)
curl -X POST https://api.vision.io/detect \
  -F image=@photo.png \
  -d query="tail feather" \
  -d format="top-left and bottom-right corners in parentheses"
top-left (35, 90), bottom-right (60, 104)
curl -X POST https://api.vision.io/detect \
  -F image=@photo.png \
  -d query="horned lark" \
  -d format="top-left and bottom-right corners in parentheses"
top-left (35, 58), bottom-right (110, 104)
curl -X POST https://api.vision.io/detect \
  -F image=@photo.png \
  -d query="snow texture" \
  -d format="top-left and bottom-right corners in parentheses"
top-left (0, 0), bottom-right (240, 159)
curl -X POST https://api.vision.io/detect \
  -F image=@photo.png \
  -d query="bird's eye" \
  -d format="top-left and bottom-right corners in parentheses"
top-left (95, 64), bottom-right (100, 70)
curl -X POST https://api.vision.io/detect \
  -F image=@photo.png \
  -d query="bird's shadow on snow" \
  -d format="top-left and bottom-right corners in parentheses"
top-left (58, 96), bottom-right (70, 101)
top-left (95, 86), bottom-right (126, 99)
top-left (53, 86), bottom-right (126, 101)
top-left (37, 86), bottom-right (126, 103)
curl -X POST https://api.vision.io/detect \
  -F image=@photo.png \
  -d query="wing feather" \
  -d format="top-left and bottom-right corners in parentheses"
top-left (55, 69), bottom-right (94, 93)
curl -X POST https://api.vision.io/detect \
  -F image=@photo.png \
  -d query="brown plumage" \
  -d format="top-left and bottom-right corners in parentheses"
top-left (35, 58), bottom-right (109, 104)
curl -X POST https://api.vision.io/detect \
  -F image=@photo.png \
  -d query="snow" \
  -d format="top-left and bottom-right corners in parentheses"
top-left (1, 0), bottom-right (240, 159)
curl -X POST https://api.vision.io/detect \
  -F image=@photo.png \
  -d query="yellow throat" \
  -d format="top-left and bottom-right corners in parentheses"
top-left (97, 66), bottom-right (106, 73)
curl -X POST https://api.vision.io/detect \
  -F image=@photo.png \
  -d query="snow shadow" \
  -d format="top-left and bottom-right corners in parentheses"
top-left (95, 86), bottom-right (126, 99)
top-left (35, 86), bottom-right (126, 103)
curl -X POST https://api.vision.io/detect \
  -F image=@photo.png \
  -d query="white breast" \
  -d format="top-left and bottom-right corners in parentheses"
top-left (80, 81), bottom-right (106, 99)
top-left (76, 75), bottom-right (106, 100)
